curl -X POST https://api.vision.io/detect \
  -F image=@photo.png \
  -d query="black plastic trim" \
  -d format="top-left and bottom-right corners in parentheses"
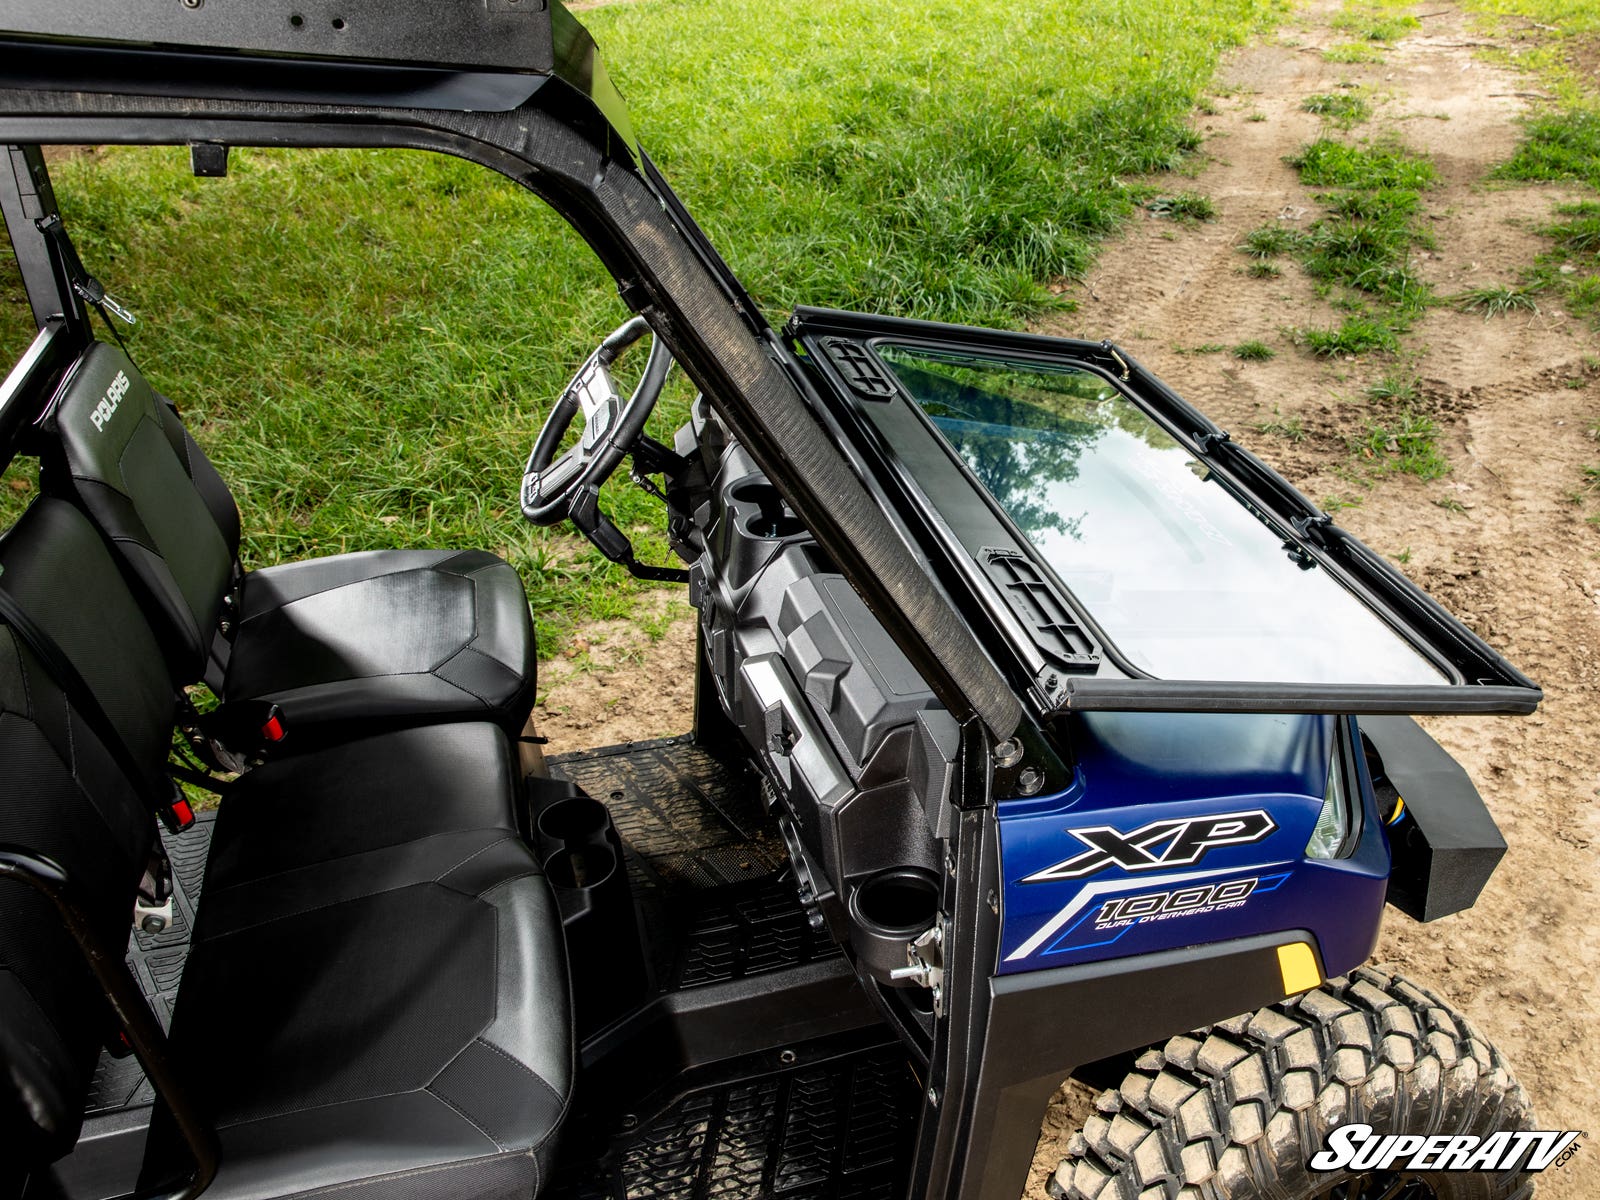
top-left (954, 930), bottom-right (1321, 1200)
top-left (0, 40), bottom-right (547, 113)
top-left (0, 0), bottom-right (554, 75)
top-left (1359, 714), bottom-right (1507, 921)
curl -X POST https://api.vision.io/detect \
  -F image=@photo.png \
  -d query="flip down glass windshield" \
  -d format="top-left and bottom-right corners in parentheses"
top-left (789, 307), bottom-right (1540, 716)
top-left (875, 344), bottom-right (1445, 686)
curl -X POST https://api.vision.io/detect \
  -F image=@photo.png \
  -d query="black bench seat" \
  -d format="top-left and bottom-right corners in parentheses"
top-left (43, 342), bottom-right (538, 749)
top-left (0, 499), bottom-right (573, 1199)
top-left (143, 723), bottom-right (572, 1198)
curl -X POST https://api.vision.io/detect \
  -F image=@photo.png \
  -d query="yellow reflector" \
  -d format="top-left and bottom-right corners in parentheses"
top-left (1277, 942), bottom-right (1321, 996)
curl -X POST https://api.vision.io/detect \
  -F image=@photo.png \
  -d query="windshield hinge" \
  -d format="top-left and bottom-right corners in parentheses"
top-left (889, 916), bottom-right (946, 1016)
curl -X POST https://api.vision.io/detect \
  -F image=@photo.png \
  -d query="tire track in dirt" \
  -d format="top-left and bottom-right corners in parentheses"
top-left (1027, 2), bottom-right (1600, 1194)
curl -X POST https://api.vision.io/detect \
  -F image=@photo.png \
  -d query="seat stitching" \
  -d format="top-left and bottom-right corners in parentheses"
top-left (430, 645), bottom-right (496, 705)
top-left (105, 529), bottom-right (162, 556)
top-left (195, 878), bottom-right (462, 940)
top-left (237, 562), bottom-right (448, 618)
top-left (210, 1084), bottom-right (429, 1132)
top-left (277, 1148), bottom-right (534, 1199)
top-left (466, 869), bottom-right (542, 899)
top-left (57, 687), bottom-right (72, 771)
top-left (204, 826), bottom-right (514, 892)
top-left (472, 1037), bottom-right (568, 1109)
top-left (424, 1084), bottom-right (508, 1153)
top-left (206, 1057), bottom-right (564, 1136)
top-left (432, 833), bottom-right (522, 882)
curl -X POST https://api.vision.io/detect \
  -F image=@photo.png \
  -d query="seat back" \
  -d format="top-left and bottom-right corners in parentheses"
top-left (45, 342), bottom-right (241, 679)
top-left (0, 498), bottom-right (176, 1166)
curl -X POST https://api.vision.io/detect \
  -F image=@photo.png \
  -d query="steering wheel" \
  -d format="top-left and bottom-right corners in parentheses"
top-left (521, 316), bottom-right (686, 579)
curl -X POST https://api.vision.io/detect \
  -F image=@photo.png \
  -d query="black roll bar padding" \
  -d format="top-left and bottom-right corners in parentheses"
top-left (0, 845), bottom-right (218, 1200)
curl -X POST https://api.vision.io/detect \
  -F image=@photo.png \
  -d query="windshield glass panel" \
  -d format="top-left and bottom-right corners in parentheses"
top-left (875, 343), bottom-right (1447, 685)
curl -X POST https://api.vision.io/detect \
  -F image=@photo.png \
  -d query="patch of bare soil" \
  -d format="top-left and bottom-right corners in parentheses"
top-left (1028, 1), bottom-right (1600, 1194)
top-left (536, 589), bottom-right (698, 749)
top-left (538, 1), bottom-right (1597, 1189)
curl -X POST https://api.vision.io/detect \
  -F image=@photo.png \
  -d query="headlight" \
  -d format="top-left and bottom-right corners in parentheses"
top-left (1306, 734), bottom-right (1354, 859)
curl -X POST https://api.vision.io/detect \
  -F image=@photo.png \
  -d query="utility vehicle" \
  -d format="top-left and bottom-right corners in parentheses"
top-left (0, 5), bottom-right (1547, 1200)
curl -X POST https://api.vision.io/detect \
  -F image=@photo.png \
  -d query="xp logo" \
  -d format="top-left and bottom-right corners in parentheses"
top-left (1020, 809), bottom-right (1277, 883)
top-left (90, 370), bottom-right (131, 433)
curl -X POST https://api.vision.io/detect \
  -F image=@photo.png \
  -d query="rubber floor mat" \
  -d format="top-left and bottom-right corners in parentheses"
top-left (549, 736), bottom-right (785, 892)
top-left (547, 1039), bottom-right (920, 1200)
top-left (84, 810), bottom-right (214, 1116)
top-left (546, 737), bottom-right (838, 990)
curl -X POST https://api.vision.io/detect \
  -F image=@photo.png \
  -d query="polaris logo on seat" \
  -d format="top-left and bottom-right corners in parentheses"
top-left (1020, 809), bottom-right (1277, 882)
top-left (90, 370), bottom-right (131, 432)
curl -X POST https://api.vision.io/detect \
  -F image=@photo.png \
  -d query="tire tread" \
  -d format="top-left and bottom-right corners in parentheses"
top-left (1046, 966), bottom-right (1537, 1200)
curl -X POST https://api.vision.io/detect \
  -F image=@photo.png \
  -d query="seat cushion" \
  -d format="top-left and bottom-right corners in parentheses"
top-left (223, 548), bottom-right (538, 741)
top-left (0, 500), bottom-right (172, 1165)
top-left (143, 723), bottom-right (572, 1199)
top-left (46, 342), bottom-right (238, 677)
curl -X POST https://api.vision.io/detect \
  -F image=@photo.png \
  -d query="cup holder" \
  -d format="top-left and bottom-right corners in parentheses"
top-left (543, 844), bottom-right (617, 892)
top-left (731, 480), bottom-right (806, 540)
top-left (536, 795), bottom-right (610, 860)
top-left (852, 867), bottom-right (939, 935)
top-left (530, 787), bottom-right (646, 1035)
top-left (848, 867), bottom-right (940, 984)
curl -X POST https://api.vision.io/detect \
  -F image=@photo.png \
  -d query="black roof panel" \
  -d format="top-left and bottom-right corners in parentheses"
top-left (0, 0), bottom-right (554, 75)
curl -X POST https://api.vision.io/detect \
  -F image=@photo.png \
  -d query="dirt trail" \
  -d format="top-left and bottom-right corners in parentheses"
top-left (540, 0), bottom-right (1599, 1189)
top-left (1025, 0), bottom-right (1600, 1192)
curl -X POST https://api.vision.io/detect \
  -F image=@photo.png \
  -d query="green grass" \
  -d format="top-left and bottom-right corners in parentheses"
top-left (1298, 215), bottom-right (1432, 307)
top-left (608, 0), bottom-right (1283, 324)
top-left (1255, 414), bottom-right (1307, 440)
top-left (1146, 192), bottom-right (1217, 221)
top-left (1319, 187), bottom-right (1423, 221)
top-left (0, 0), bottom-right (1288, 640)
top-left (1366, 371), bottom-right (1421, 404)
top-left (1323, 42), bottom-right (1386, 63)
top-left (1451, 284), bottom-right (1541, 317)
top-left (1249, 139), bottom-right (1438, 354)
top-left (1333, 10), bottom-right (1420, 42)
top-left (1243, 224), bottom-right (1298, 257)
top-left (1462, 0), bottom-right (1600, 106)
top-left (1303, 316), bottom-right (1402, 356)
top-left (1357, 411), bottom-right (1450, 478)
top-left (1540, 200), bottom-right (1600, 251)
top-left (1233, 339), bottom-right (1276, 360)
top-left (1302, 92), bottom-right (1373, 126)
top-left (1521, 202), bottom-right (1600, 329)
top-left (1287, 139), bottom-right (1438, 189)
top-left (1496, 110), bottom-right (1600, 188)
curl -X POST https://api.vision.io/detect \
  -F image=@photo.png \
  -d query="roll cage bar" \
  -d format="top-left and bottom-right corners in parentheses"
top-left (0, 5), bottom-right (1026, 755)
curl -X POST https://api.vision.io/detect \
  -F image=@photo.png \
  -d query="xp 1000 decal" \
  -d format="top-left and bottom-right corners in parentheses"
top-left (1017, 809), bottom-right (1277, 881)
top-left (994, 715), bottom-right (1393, 977)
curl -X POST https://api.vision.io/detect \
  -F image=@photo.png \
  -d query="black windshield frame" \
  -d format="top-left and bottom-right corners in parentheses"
top-left (787, 306), bottom-right (1540, 717)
